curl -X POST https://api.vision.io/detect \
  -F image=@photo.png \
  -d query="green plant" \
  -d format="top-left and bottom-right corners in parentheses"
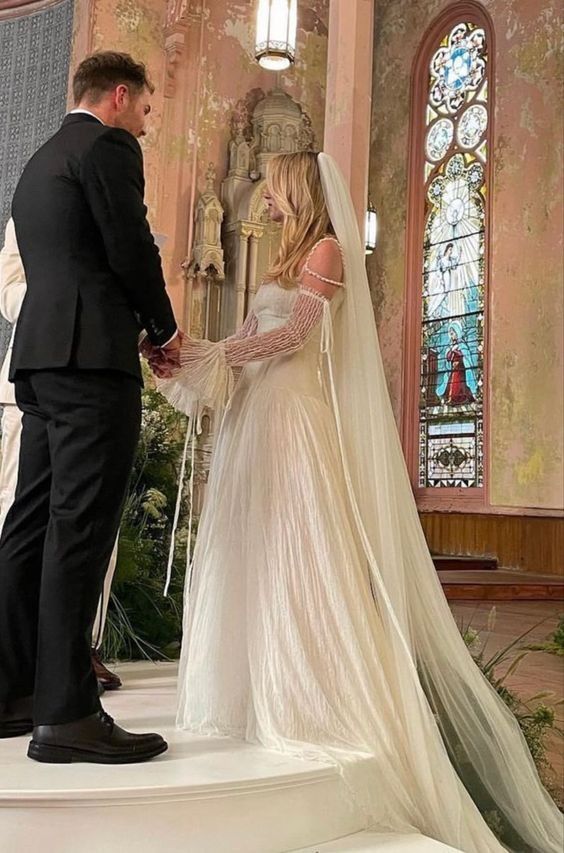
top-left (423, 607), bottom-right (564, 847)
top-left (454, 607), bottom-right (564, 832)
top-left (101, 366), bottom-right (193, 661)
top-left (524, 614), bottom-right (564, 657)
top-left (458, 608), bottom-right (564, 770)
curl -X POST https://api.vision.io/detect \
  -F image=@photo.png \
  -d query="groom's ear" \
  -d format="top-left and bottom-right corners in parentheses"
top-left (113, 84), bottom-right (130, 110)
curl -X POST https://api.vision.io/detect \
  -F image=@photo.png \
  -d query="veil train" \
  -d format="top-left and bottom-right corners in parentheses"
top-left (316, 151), bottom-right (561, 853)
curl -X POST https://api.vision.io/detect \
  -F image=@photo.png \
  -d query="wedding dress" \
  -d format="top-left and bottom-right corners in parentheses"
top-left (158, 155), bottom-right (562, 853)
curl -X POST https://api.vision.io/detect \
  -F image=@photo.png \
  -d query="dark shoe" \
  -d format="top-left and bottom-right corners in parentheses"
top-left (91, 648), bottom-right (122, 690)
top-left (27, 710), bottom-right (168, 764)
top-left (0, 695), bottom-right (33, 738)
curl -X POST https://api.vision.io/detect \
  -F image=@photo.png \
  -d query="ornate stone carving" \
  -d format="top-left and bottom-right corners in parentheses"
top-left (192, 163), bottom-right (225, 280)
top-left (165, 0), bottom-right (191, 30)
top-left (298, 114), bottom-right (315, 151)
top-left (183, 164), bottom-right (226, 340)
top-left (250, 88), bottom-right (314, 176)
top-left (164, 31), bottom-right (185, 99)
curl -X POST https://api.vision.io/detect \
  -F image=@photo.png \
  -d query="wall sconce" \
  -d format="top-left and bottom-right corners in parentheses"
top-left (365, 200), bottom-right (377, 255)
top-left (255, 0), bottom-right (298, 71)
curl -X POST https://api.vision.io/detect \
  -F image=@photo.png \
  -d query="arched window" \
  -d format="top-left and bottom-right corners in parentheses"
top-left (404, 3), bottom-right (494, 506)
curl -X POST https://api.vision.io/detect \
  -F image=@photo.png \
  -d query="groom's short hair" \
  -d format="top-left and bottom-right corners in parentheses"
top-left (72, 51), bottom-right (154, 105)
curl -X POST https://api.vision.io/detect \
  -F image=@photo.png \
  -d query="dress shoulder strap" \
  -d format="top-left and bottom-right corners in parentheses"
top-left (302, 235), bottom-right (345, 287)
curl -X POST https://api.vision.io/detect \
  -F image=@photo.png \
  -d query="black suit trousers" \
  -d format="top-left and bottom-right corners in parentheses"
top-left (0, 368), bottom-right (141, 725)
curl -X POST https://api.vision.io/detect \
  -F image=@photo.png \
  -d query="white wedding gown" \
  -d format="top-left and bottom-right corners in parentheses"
top-left (159, 156), bottom-right (562, 853)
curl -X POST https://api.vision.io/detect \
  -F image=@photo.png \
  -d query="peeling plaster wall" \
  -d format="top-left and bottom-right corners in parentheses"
top-left (369, 0), bottom-right (563, 512)
top-left (192, 0), bottom-right (328, 183)
top-left (73, 0), bottom-right (329, 319)
top-left (74, 0), bottom-right (169, 222)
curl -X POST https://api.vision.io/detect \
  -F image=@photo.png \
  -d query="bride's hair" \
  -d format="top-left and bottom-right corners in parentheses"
top-left (265, 151), bottom-right (332, 289)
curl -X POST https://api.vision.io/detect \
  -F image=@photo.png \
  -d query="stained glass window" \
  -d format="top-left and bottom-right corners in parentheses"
top-left (419, 21), bottom-right (489, 489)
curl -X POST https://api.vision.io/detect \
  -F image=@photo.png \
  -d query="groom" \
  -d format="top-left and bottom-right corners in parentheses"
top-left (0, 51), bottom-right (179, 763)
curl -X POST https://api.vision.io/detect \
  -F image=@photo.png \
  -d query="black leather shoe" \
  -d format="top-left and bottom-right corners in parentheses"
top-left (27, 710), bottom-right (168, 764)
top-left (0, 695), bottom-right (34, 738)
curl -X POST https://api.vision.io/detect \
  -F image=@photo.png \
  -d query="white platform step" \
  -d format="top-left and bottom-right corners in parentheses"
top-left (0, 662), bottom-right (462, 853)
top-left (293, 831), bottom-right (462, 852)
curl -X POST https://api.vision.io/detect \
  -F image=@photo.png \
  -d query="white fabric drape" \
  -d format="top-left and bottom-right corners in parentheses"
top-left (316, 152), bottom-right (562, 853)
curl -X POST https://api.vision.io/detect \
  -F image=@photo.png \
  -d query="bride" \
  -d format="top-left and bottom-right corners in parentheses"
top-left (156, 152), bottom-right (561, 853)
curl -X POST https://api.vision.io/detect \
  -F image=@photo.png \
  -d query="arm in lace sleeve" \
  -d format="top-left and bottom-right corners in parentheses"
top-left (157, 239), bottom-right (343, 415)
top-left (224, 309), bottom-right (258, 342)
top-left (222, 237), bottom-right (343, 366)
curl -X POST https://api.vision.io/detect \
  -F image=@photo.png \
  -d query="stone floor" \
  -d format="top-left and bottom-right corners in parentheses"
top-left (449, 600), bottom-right (564, 808)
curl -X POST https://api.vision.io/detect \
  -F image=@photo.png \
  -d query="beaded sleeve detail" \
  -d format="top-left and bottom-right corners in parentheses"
top-left (301, 235), bottom-right (344, 287)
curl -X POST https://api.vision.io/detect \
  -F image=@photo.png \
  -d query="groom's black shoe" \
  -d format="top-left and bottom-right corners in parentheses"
top-left (27, 710), bottom-right (168, 764)
top-left (0, 696), bottom-right (34, 738)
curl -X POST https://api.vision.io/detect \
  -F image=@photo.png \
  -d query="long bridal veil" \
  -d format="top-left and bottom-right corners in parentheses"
top-left (316, 152), bottom-right (561, 853)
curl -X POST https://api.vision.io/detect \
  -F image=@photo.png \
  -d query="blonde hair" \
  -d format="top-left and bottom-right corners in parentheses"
top-left (265, 151), bottom-right (332, 289)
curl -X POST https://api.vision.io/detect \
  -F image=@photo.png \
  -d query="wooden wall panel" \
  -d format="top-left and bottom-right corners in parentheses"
top-left (420, 513), bottom-right (564, 576)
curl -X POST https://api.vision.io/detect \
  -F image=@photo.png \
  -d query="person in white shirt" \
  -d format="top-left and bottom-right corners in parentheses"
top-left (0, 218), bottom-right (122, 690)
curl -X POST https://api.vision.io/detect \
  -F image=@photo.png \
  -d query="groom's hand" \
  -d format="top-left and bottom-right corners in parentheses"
top-left (141, 331), bottom-right (184, 379)
top-left (161, 331), bottom-right (182, 361)
top-left (155, 332), bottom-right (182, 377)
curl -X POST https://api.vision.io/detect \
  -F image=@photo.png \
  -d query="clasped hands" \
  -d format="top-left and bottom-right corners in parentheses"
top-left (140, 331), bottom-right (185, 379)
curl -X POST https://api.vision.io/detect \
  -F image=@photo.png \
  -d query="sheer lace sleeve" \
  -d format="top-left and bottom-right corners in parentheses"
top-left (223, 237), bottom-right (343, 366)
top-left (223, 288), bottom-right (327, 366)
top-left (157, 237), bottom-right (343, 416)
top-left (225, 310), bottom-right (258, 342)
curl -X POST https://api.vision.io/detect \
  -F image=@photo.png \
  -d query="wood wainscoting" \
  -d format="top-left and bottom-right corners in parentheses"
top-left (420, 512), bottom-right (564, 577)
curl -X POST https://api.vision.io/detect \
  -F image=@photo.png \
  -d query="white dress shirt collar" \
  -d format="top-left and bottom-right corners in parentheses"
top-left (68, 108), bottom-right (105, 125)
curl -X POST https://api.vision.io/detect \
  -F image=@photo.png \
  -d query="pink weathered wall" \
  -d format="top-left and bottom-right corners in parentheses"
top-left (71, 0), bottom-right (329, 318)
top-left (70, 0), bottom-right (170, 225)
top-left (368, 0), bottom-right (563, 513)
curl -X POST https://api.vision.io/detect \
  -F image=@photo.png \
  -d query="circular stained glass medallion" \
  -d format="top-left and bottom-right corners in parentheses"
top-left (429, 24), bottom-right (486, 112)
top-left (468, 162), bottom-right (484, 187)
top-left (457, 104), bottom-right (488, 148)
top-left (445, 46), bottom-right (473, 91)
top-left (426, 119), bottom-right (454, 162)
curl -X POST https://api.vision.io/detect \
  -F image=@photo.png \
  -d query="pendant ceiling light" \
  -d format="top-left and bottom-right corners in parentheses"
top-left (255, 0), bottom-right (298, 71)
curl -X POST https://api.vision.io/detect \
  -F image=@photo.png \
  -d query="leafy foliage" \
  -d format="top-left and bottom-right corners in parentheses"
top-left (101, 367), bottom-right (191, 661)
top-left (457, 607), bottom-right (564, 825)
top-left (525, 614), bottom-right (564, 657)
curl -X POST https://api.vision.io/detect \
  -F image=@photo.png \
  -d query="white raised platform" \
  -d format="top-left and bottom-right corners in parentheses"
top-left (0, 662), bottom-right (461, 853)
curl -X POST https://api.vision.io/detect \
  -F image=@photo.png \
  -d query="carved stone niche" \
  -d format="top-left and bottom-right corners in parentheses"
top-left (185, 164), bottom-right (225, 341)
top-left (164, 32), bottom-right (185, 99)
top-left (251, 88), bottom-right (315, 177)
top-left (219, 88), bottom-right (316, 339)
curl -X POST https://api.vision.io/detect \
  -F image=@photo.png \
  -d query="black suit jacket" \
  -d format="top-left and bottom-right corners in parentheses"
top-left (10, 113), bottom-right (177, 382)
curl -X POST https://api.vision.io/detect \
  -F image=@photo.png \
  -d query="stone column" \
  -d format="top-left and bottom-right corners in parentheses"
top-left (323, 0), bottom-right (374, 228)
top-left (247, 230), bottom-right (264, 308)
top-left (235, 226), bottom-right (251, 329)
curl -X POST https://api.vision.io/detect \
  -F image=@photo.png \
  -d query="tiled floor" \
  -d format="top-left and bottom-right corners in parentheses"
top-left (449, 600), bottom-right (564, 808)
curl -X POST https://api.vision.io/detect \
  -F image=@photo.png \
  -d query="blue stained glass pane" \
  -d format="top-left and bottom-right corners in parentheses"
top-left (429, 23), bottom-right (487, 115)
top-left (429, 421), bottom-right (475, 437)
top-left (444, 47), bottom-right (473, 91)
